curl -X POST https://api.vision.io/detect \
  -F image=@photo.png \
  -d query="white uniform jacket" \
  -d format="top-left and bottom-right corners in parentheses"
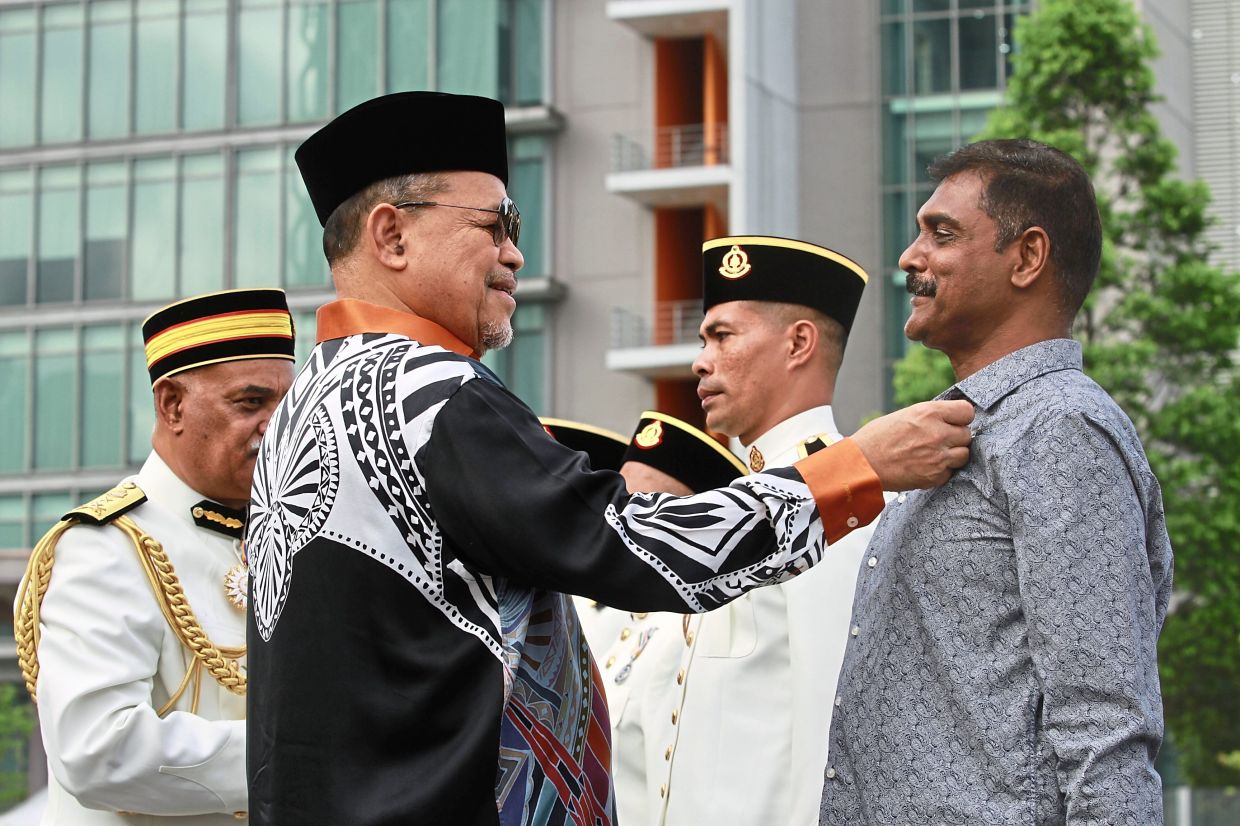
top-left (27, 452), bottom-right (249, 825)
top-left (587, 407), bottom-right (879, 826)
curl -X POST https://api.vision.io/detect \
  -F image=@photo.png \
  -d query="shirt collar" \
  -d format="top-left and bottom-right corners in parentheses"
top-left (138, 449), bottom-right (211, 518)
top-left (738, 405), bottom-right (840, 468)
top-left (315, 299), bottom-right (478, 358)
top-left (943, 338), bottom-right (1082, 412)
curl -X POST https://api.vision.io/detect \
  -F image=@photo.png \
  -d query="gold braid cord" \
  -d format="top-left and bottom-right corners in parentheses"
top-left (15, 515), bottom-right (246, 704)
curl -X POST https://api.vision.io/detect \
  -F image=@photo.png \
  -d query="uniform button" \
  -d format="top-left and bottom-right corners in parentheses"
top-left (846, 516), bottom-right (859, 528)
top-left (664, 746), bottom-right (673, 760)
top-left (660, 784), bottom-right (667, 798)
top-left (671, 709), bottom-right (679, 724)
top-left (676, 669), bottom-right (685, 685)
top-left (620, 628), bottom-right (632, 641)
top-left (685, 631), bottom-right (695, 645)
top-left (867, 556), bottom-right (878, 568)
top-left (634, 612), bottom-right (649, 620)
top-left (850, 625), bottom-right (860, 637)
top-left (825, 767), bottom-right (837, 780)
top-left (605, 656), bottom-right (616, 668)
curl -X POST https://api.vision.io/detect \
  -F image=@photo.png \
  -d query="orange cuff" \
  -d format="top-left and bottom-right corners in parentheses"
top-left (793, 438), bottom-right (884, 544)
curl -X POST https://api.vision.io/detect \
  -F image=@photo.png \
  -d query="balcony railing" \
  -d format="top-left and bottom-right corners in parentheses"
top-left (611, 123), bottom-right (729, 173)
top-left (610, 299), bottom-right (704, 349)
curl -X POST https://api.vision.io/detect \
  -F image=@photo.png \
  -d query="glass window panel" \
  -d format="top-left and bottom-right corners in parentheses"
top-left (180, 153), bottom-right (226, 294)
top-left (0, 11), bottom-right (38, 147)
top-left (1002, 13), bottom-right (1019, 80)
top-left (508, 138), bottom-right (544, 278)
top-left (912, 0), bottom-right (950, 11)
top-left (0, 495), bottom-right (24, 549)
top-left (37, 167), bottom-right (81, 304)
top-left (337, 0), bottom-right (379, 112)
top-left (0, 181), bottom-right (32, 306)
top-left (959, 13), bottom-right (998, 91)
top-left (883, 107), bottom-right (910, 185)
top-left (239, 3), bottom-right (283, 125)
top-left (183, 3), bottom-right (228, 130)
top-left (387, 0), bottom-right (430, 93)
top-left (293, 310), bottom-right (316, 364)
top-left (881, 22), bottom-right (906, 97)
top-left (40, 6), bottom-right (85, 144)
top-left (32, 492), bottom-right (73, 538)
top-left (85, 162), bottom-right (128, 302)
top-left (34, 329), bottom-right (76, 470)
top-left (437, 0), bottom-right (499, 98)
top-left (960, 0), bottom-right (996, 8)
top-left (883, 189), bottom-right (914, 270)
top-left (135, 1), bottom-right (179, 134)
top-left (234, 148), bottom-right (281, 288)
top-left (0, 331), bottom-right (29, 473)
top-left (81, 325), bottom-right (125, 468)
top-left (880, 0), bottom-right (907, 14)
top-left (912, 18), bottom-right (951, 95)
top-left (287, 1), bottom-right (329, 122)
top-left (960, 106), bottom-right (990, 142)
top-left (180, 154), bottom-right (225, 296)
top-left (88, 2), bottom-right (131, 139)
top-left (129, 345), bottom-right (155, 464)
top-left (284, 150), bottom-right (328, 288)
top-left (131, 158), bottom-right (176, 302)
top-left (511, 0), bottom-right (543, 105)
top-left (912, 110), bottom-right (954, 182)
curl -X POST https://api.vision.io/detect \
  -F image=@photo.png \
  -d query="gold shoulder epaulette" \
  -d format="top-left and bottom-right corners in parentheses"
top-left (65, 481), bottom-right (147, 525)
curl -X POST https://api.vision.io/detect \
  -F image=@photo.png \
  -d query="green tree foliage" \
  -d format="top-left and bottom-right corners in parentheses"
top-left (891, 0), bottom-right (1240, 784)
top-left (0, 683), bottom-right (34, 807)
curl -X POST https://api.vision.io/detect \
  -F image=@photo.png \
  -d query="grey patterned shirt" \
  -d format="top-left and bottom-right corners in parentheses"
top-left (820, 339), bottom-right (1172, 826)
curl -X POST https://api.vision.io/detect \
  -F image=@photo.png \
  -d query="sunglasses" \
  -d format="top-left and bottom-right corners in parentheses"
top-left (393, 197), bottom-right (522, 247)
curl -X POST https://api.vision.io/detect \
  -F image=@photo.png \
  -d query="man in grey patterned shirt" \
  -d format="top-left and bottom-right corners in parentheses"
top-left (820, 139), bottom-right (1173, 825)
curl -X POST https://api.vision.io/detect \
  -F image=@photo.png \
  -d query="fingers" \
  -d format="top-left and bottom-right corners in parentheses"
top-left (943, 445), bottom-right (970, 470)
top-left (920, 398), bottom-right (975, 426)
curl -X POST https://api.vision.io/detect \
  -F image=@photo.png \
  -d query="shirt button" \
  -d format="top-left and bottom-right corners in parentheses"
top-left (867, 556), bottom-right (878, 568)
top-left (846, 515), bottom-right (859, 528)
top-left (676, 669), bottom-right (685, 685)
top-left (605, 656), bottom-right (616, 668)
top-left (850, 625), bottom-right (860, 637)
top-left (825, 768), bottom-right (837, 779)
top-left (834, 694), bottom-right (842, 707)
top-left (664, 746), bottom-right (673, 761)
top-left (620, 628), bottom-right (632, 641)
top-left (897, 493), bottom-right (907, 503)
top-left (671, 709), bottom-right (679, 724)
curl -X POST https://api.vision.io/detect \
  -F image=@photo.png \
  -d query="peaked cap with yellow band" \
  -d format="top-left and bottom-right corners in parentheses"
top-left (702, 235), bottom-right (869, 333)
top-left (142, 288), bottom-right (295, 384)
top-left (540, 418), bottom-right (629, 472)
top-left (622, 411), bottom-right (747, 493)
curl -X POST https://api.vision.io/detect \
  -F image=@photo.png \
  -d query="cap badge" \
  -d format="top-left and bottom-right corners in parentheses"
top-left (634, 420), bottom-right (664, 449)
top-left (748, 445), bottom-right (765, 472)
top-left (719, 245), bottom-right (752, 280)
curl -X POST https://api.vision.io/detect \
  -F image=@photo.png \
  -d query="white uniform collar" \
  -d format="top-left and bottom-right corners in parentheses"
top-left (137, 449), bottom-right (213, 515)
top-left (736, 405), bottom-right (841, 471)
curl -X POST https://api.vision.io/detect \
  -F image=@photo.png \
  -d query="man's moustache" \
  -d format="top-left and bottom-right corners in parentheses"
top-left (905, 272), bottom-right (937, 297)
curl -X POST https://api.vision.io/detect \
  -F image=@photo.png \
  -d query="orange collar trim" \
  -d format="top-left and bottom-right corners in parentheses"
top-left (315, 299), bottom-right (477, 358)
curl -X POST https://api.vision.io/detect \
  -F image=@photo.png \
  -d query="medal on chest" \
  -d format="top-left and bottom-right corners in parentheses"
top-left (224, 561), bottom-right (248, 611)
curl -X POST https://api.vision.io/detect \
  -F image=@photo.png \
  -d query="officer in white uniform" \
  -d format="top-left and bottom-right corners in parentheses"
top-left (15, 288), bottom-right (296, 825)
top-left (592, 236), bottom-right (881, 825)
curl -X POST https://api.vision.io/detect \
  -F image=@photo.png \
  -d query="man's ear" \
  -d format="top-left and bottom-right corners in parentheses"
top-left (787, 319), bottom-right (819, 369)
top-left (1011, 226), bottom-right (1051, 290)
top-left (366, 203), bottom-right (410, 271)
top-left (152, 377), bottom-right (187, 434)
